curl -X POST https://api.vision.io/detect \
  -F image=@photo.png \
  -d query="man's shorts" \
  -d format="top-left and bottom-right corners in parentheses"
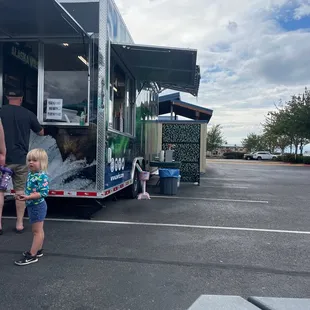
top-left (6, 164), bottom-right (28, 192)
top-left (27, 201), bottom-right (47, 224)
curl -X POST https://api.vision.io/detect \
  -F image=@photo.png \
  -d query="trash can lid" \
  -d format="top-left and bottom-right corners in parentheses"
top-left (159, 168), bottom-right (180, 178)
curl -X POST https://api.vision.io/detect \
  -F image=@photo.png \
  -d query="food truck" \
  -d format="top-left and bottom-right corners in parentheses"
top-left (0, 0), bottom-right (200, 200)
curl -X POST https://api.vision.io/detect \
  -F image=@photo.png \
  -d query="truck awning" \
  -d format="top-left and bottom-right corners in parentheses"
top-left (0, 0), bottom-right (89, 40)
top-left (111, 43), bottom-right (200, 96)
top-left (159, 92), bottom-right (213, 122)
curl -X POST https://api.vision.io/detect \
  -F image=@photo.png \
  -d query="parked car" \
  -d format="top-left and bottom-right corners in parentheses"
top-left (244, 153), bottom-right (254, 160)
top-left (252, 151), bottom-right (277, 160)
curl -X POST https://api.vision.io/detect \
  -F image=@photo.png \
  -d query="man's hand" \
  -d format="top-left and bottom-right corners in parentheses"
top-left (0, 153), bottom-right (5, 166)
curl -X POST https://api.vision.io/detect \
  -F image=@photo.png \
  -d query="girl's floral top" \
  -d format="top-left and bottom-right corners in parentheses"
top-left (25, 172), bottom-right (49, 206)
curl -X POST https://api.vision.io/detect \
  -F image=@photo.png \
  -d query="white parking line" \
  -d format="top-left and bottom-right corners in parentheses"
top-left (3, 216), bottom-right (310, 235)
top-left (229, 168), bottom-right (289, 172)
top-left (150, 195), bottom-right (268, 204)
top-left (200, 177), bottom-right (248, 181)
top-left (212, 168), bottom-right (303, 173)
top-left (199, 185), bottom-right (249, 189)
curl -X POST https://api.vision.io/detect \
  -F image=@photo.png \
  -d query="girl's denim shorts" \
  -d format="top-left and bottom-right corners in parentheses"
top-left (27, 201), bottom-right (47, 224)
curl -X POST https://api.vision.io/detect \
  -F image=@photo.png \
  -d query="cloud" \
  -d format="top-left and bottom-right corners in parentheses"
top-left (114, 0), bottom-right (310, 144)
top-left (227, 21), bottom-right (238, 33)
top-left (294, 3), bottom-right (310, 19)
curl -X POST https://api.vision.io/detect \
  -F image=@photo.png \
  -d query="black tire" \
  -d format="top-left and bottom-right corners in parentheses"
top-left (125, 169), bottom-right (140, 199)
top-left (246, 157), bottom-right (251, 160)
top-left (257, 156), bottom-right (262, 160)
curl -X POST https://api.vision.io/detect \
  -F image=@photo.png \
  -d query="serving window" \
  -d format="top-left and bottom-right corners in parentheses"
top-left (38, 41), bottom-right (90, 126)
top-left (108, 56), bottom-right (135, 136)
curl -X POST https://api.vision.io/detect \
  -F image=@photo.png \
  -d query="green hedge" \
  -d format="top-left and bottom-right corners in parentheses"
top-left (282, 154), bottom-right (303, 163)
top-left (303, 156), bottom-right (310, 164)
top-left (272, 156), bottom-right (282, 161)
top-left (223, 152), bottom-right (245, 159)
top-left (274, 154), bottom-right (310, 164)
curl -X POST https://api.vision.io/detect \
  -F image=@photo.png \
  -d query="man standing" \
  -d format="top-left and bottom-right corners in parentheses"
top-left (0, 89), bottom-right (44, 235)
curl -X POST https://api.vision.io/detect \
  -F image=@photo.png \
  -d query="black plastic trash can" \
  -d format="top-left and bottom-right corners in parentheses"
top-left (159, 168), bottom-right (180, 195)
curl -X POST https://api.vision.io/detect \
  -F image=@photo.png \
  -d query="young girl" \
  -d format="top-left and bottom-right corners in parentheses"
top-left (14, 148), bottom-right (49, 266)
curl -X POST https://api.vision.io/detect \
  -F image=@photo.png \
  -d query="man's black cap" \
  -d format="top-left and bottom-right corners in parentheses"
top-left (5, 89), bottom-right (24, 97)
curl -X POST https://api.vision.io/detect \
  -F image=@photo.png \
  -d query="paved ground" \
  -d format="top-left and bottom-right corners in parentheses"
top-left (1, 159), bottom-right (310, 310)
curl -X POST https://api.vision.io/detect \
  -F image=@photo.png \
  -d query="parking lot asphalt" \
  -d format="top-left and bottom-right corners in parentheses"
top-left (1, 159), bottom-right (310, 310)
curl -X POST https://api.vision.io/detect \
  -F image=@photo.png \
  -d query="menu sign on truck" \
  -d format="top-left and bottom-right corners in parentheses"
top-left (46, 99), bottom-right (63, 120)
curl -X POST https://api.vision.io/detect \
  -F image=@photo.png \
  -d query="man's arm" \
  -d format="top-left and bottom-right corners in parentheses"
top-left (30, 112), bottom-right (44, 136)
top-left (0, 119), bottom-right (6, 166)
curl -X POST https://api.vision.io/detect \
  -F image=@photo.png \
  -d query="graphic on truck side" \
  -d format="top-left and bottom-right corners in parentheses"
top-left (105, 132), bottom-right (132, 189)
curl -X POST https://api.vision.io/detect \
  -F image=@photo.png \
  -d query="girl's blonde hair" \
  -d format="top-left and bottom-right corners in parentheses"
top-left (26, 148), bottom-right (48, 172)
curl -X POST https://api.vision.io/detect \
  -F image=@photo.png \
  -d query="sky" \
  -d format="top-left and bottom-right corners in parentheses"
top-left (114, 0), bottom-right (310, 145)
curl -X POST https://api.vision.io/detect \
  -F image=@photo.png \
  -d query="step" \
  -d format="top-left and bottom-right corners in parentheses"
top-left (248, 297), bottom-right (310, 310)
top-left (188, 295), bottom-right (261, 310)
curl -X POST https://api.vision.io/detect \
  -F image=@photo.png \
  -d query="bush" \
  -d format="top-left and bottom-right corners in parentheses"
top-left (282, 154), bottom-right (303, 163)
top-left (303, 156), bottom-right (310, 164)
top-left (223, 152), bottom-right (245, 159)
top-left (272, 155), bottom-right (283, 161)
top-left (274, 154), bottom-right (310, 164)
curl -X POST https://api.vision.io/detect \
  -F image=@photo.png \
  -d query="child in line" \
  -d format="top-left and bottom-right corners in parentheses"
top-left (14, 148), bottom-right (49, 266)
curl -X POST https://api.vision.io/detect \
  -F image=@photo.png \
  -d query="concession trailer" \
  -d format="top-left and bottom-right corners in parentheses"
top-left (0, 0), bottom-right (200, 200)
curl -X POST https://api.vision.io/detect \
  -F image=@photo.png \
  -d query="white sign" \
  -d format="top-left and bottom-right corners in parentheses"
top-left (46, 99), bottom-right (63, 120)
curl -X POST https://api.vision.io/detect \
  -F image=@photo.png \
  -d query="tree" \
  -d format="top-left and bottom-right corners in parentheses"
top-left (206, 124), bottom-right (226, 153)
top-left (276, 135), bottom-right (291, 154)
top-left (286, 93), bottom-right (310, 155)
top-left (261, 132), bottom-right (277, 153)
top-left (241, 133), bottom-right (265, 152)
top-left (263, 89), bottom-right (310, 157)
top-left (263, 113), bottom-right (291, 154)
top-left (241, 87), bottom-right (310, 160)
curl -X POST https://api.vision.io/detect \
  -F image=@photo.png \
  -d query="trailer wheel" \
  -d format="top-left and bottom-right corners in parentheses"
top-left (126, 169), bottom-right (140, 199)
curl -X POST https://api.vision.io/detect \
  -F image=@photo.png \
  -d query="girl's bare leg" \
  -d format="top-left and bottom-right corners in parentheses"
top-left (30, 221), bottom-right (44, 256)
